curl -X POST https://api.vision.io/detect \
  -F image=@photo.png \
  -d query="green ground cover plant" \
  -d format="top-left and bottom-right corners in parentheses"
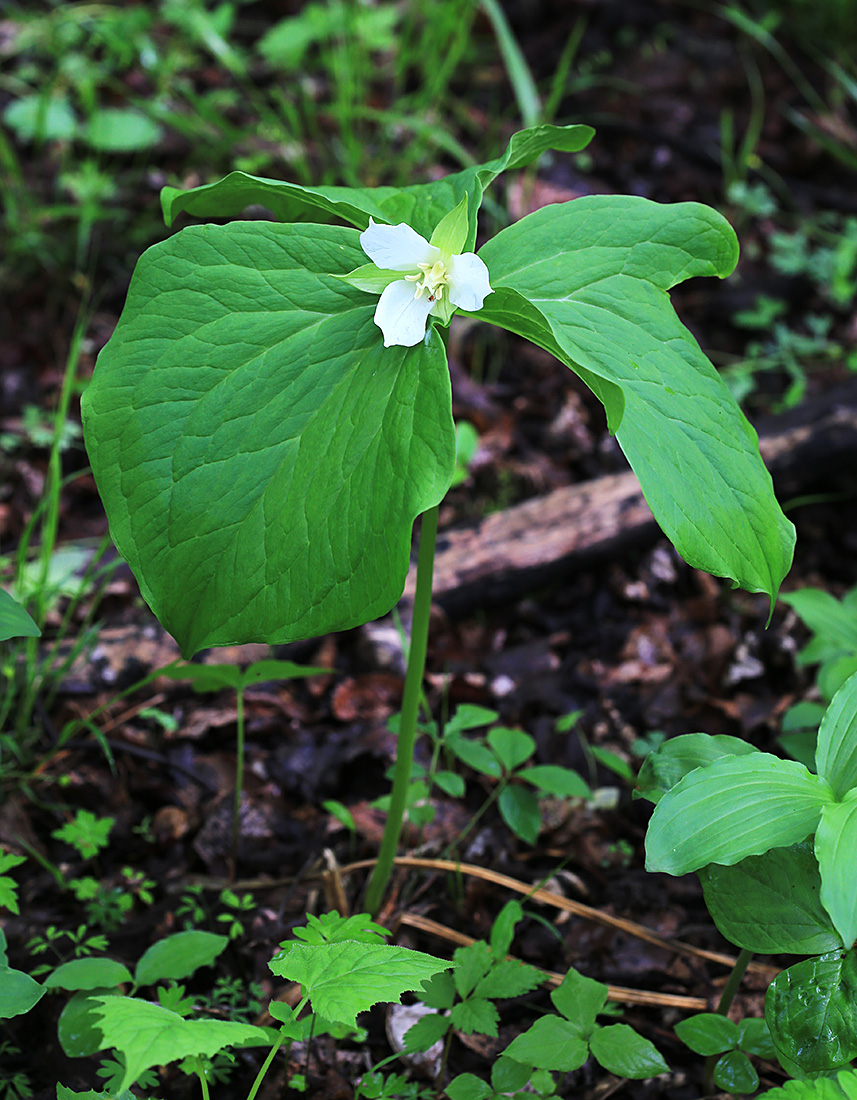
top-left (643, 668), bottom-right (857, 1077)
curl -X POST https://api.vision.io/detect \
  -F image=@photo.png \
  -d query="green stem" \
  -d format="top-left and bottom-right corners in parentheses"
top-left (704, 947), bottom-right (754, 1091)
top-left (231, 686), bottom-right (245, 877)
top-left (196, 1061), bottom-right (211, 1100)
top-left (716, 947), bottom-right (753, 1015)
top-left (364, 505), bottom-right (439, 916)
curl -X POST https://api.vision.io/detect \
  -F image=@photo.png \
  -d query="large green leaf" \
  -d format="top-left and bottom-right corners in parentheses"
top-left (636, 733), bottom-right (758, 804)
top-left (815, 791), bottom-right (857, 948)
top-left (93, 995), bottom-right (270, 1092)
top-left (699, 841), bottom-right (841, 954)
top-left (82, 222), bottom-right (454, 656)
top-left (476, 196), bottom-right (794, 606)
top-left (815, 672), bottom-right (857, 799)
top-left (45, 958), bottom-right (132, 992)
top-left (645, 753), bottom-right (833, 875)
top-left (161, 123), bottom-right (595, 248)
top-left (765, 951), bottom-right (857, 1074)
top-left (268, 941), bottom-right (450, 1028)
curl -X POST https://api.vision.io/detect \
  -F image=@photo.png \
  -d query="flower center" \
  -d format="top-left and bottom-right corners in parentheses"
top-left (405, 259), bottom-right (450, 303)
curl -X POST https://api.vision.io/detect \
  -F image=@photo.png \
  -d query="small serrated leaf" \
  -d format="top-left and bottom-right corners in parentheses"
top-left (402, 1011), bottom-right (450, 1052)
top-left (450, 998), bottom-right (499, 1037)
top-left (474, 958), bottom-right (544, 1000)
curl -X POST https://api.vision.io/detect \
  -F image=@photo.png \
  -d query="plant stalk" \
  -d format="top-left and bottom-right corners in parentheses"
top-left (364, 504), bottom-right (439, 916)
top-left (704, 946), bottom-right (754, 1091)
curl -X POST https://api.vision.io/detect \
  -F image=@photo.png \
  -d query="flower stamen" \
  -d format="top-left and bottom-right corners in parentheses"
top-left (404, 260), bottom-right (451, 302)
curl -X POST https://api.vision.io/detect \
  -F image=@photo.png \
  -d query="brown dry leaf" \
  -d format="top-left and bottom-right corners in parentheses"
top-left (331, 673), bottom-right (402, 723)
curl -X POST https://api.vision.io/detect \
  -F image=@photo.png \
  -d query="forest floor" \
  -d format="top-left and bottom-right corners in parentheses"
top-left (2, 1), bottom-right (857, 1097)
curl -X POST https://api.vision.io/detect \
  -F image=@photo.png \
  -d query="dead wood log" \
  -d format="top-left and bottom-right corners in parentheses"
top-left (402, 379), bottom-right (857, 617)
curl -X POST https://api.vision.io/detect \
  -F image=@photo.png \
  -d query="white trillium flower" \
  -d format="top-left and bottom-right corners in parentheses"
top-left (336, 196), bottom-right (493, 348)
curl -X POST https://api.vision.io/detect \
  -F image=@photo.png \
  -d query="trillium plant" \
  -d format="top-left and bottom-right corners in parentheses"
top-left (82, 123), bottom-right (795, 916)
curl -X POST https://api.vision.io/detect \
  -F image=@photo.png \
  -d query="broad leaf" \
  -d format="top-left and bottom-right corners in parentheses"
top-left (589, 1023), bottom-right (669, 1078)
top-left (487, 727), bottom-right (534, 772)
top-left (699, 841), bottom-right (841, 954)
top-left (675, 1013), bottom-right (738, 1056)
top-left (447, 734), bottom-right (502, 778)
top-left (491, 1058), bottom-right (531, 1093)
top-left (82, 222), bottom-right (454, 656)
top-left (815, 672), bottom-right (857, 799)
top-left (58, 991), bottom-right (112, 1058)
top-left (551, 966), bottom-right (608, 1031)
top-left (765, 951), bottom-right (857, 1074)
top-left (45, 958), bottom-right (132, 992)
top-left (0, 961), bottom-right (44, 1018)
top-left (0, 588), bottom-right (41, 640)
top-left (161, 123), bottom-right (595, 248)
top-left (736, 1017), bottom-right (776, 1060)
top-left (518, 764), bottom-right (591, 799)
top-left (268, 941), bottom-right (450, 1028)
top-left (713, 1050), bottom-right (758, 1094)
top-left (815, 791), bottom-right (857, 947)
top-left (636, 733), bottom-right (758, 804)
top-left (446, 1075), bottom-right (493, 1100)
top-left (134, 931), bottom-right (228, 987)
top-left (502, 1016), bottom-right (590, 1072)
top-left (93, 995), bottom-right (269, 1092)
top-left (477, 197), bottom-right (794, 607)
top-left (499, 784), bottom-right (541, 845)
top-left (645, 753), bottom-right (832, 875)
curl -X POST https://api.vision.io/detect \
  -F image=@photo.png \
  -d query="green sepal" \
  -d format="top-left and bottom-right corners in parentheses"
top-left (334, 264), bottom-right (403, 293)
top-left (430, 194), bottom-right (469, 255)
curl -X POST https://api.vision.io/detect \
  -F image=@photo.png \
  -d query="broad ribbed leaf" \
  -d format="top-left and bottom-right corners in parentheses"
top-left (82, 222), bottom-right (454, 656)
top-left (699, 841), bottom-right (841, 954)
top-left (816, 791), bottom-right (857, 948)
top-left (551, 966), bottom-right (608, 1031)
top-left (477, 197), bottom-right (794, 607)
top-left (765, 951), bottom-right (857, 1074)
top-left (636, 733), bottom-right (758, 804)
top-left (816, 672), bottom-right (857, 799)
top-left (269, 941), bottom-right (450, 1028)
top-left (161, 124), bottom-right (594, 250)
top-left (646, 753), bottom-right (832, 875)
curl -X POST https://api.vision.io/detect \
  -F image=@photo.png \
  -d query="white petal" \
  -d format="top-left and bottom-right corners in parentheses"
top-left (374, 279), bottom-right (434, 347)
top-left (360, 218), bottom-right (440, 272)
top-left (447, 252), bottom-right (493, 312)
